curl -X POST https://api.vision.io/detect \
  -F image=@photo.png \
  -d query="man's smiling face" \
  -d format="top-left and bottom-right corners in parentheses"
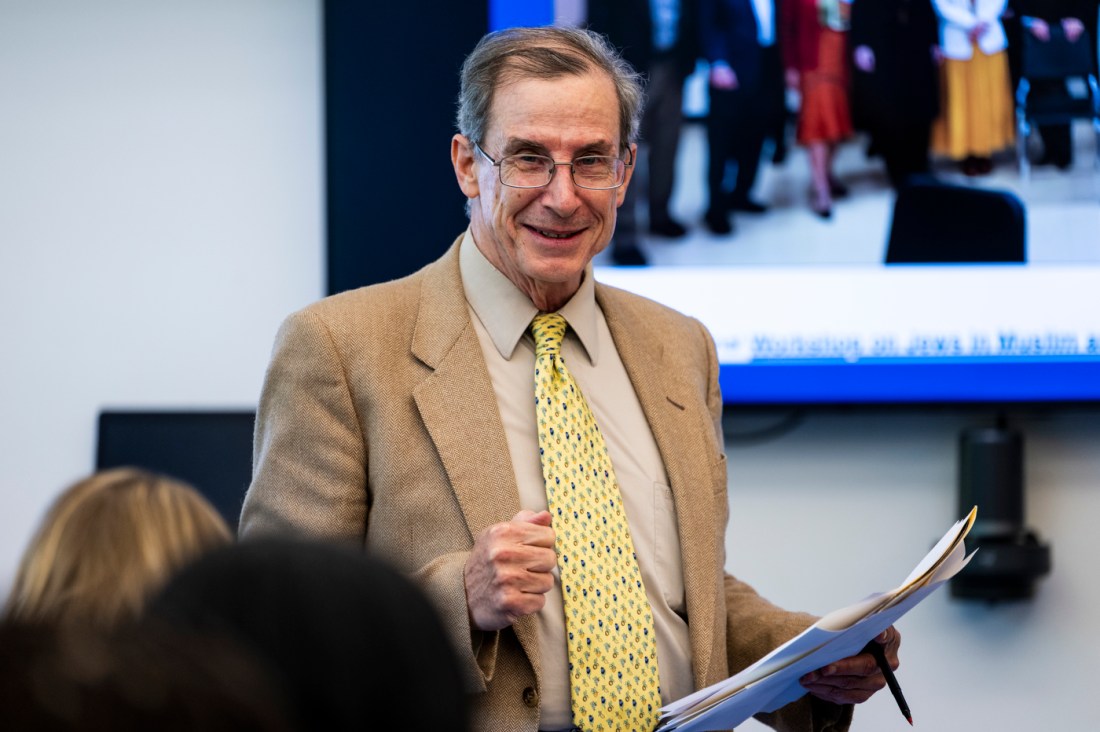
top-left (453, 68), bottom-right (634, 311)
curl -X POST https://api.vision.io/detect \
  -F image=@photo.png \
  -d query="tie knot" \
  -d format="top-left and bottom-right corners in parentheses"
top-left (531, 312), bottom-right (567, 358)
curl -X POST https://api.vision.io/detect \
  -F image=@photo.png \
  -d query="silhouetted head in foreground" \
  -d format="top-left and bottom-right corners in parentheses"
top-left (147, 538), bottom-right (469, 732)
top-left (5, 468), bottom-right (232, 629)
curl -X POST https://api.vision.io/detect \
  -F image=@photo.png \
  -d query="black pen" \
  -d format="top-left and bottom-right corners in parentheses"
top-left (862, 639), bottom-right (912, 726)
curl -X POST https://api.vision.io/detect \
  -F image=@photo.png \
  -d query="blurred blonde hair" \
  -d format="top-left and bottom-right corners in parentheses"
top-left (4, 467), bottom-right (232, 629)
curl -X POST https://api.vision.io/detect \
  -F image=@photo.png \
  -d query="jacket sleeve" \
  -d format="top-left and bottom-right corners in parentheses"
top-left (241, 307), bottom-right (368, 543)
top-left (976, 0), bottom-right (1008, 24)
top-left (726, 575), bottom-right (854, 732)
top-left (932, 0), bottom-right (980, 30)
top-left (240, 307), bottom-right (498, 692)
top-left (700, 320), bottom-right (853, 732)
top-left (780, 0), bottom-right (803, 69)
top-left (848, 0), bottom-right (886, 49)
top-left (701, 0), bottom-right (732, 63)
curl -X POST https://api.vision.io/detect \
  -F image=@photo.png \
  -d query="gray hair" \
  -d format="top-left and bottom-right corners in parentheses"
top-left (456, 26), bottom-right (645, 153)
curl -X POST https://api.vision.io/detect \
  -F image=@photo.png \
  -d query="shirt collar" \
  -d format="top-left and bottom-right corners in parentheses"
top-left (459, 229), bottom-right (601, 365)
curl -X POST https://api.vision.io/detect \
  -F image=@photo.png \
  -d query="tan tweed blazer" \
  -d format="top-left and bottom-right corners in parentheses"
top-left (240, 238), bottom-right (851, 732)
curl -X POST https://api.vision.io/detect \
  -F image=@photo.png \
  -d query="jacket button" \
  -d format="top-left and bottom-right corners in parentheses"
top-left (522, 686), bottom-right (539, 708)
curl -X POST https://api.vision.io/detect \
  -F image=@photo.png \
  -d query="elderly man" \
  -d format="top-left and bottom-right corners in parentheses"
top-left (587, 0), bottom-right (700, 264)
top-left (240, 26), bottom-right (896, 732)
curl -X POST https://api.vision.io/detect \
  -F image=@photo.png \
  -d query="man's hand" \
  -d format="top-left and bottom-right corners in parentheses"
top-left (1028, 18), bottom-right (1051, 42)
top-left (709, 63), bottom-right (740, 90)
top-left (464, 509), bottom-right (557, 631)
top-left (968, 21), bottom-right (991, 44)
top-left (799, 626), bottom-right (902, 705)
top-left (1063, 18), bottom-right (1085, 42)
top-left (853, 45), bottom-right (875, 73)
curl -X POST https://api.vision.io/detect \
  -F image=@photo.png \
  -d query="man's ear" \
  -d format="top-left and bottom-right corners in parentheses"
top-left (615, 142), bottom-right (638, 207)
top-left (452, 134), bottom-right (480, 199)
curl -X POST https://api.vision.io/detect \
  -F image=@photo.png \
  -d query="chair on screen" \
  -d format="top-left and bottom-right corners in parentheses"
top-left (884, 179), bottom-right (1027, 264)
top-left (1015, 24), bottom-right (1100, 179)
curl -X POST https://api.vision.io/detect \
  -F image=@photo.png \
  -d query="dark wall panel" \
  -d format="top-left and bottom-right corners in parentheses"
top-left (325, 3), bottom-right (487, 295)
top-left (97, 411), bottom-right (256, 530)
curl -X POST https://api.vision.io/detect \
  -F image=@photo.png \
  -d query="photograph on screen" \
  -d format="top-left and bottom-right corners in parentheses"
top-left (465, 1), bottom-right (1100, 407)
top-left (496, 0), bottom-right (1100, 407)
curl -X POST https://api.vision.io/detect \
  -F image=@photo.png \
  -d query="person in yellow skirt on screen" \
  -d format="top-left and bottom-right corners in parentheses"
top-left (930, 0), bottom-right (1016, 176)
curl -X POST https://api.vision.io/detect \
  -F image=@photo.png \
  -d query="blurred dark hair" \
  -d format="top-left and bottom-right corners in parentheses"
top-left (0, 620), bottom-right (290, 731)
top-left (147, 538), bottom-right (468, 732)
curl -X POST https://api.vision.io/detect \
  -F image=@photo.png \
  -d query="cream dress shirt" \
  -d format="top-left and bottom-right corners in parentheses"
top-left (459, 232), bottom-right (694, 729)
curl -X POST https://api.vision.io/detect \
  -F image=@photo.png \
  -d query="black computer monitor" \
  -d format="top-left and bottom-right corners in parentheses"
top-left (96, 410), bottom-right (255, 529)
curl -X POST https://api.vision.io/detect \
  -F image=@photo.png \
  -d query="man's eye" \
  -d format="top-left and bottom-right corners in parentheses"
top-left (510, 154), bottom-right (549, 169)
top-left (574, 156), bottom-right (603, 168)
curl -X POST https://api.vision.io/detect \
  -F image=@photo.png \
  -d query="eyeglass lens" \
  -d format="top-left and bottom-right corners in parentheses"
top-left (500, 155), bottom-right (625, 189)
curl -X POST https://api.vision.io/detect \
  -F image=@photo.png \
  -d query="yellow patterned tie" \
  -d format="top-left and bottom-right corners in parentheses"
top-left (531, 312), bottom-right (661, 732)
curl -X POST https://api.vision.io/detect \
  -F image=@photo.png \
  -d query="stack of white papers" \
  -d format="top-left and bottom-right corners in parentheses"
top-left (658, 508), bottom-right (978, 731)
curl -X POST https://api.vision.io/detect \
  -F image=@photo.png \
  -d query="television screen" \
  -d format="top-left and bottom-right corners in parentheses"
top-left (480, 3), bottom-right (1100, 407)
top-left (591, 113), bottom-right (1100, 408)
top-left (570, 3), bottom-right (1100, 408)
top-left (96, 411), bottom-right (256, 528)
top-left (596, 258), bottom-right (1100, 406)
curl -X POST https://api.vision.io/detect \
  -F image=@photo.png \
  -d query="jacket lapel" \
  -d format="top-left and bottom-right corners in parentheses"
top-left (598, 285), bottom-right (719, 689)
top-left (409, 241), bottom-right (542, 675)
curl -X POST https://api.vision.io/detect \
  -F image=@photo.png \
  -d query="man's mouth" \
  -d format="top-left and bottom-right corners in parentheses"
top-left (527, 225), bottom-right (583, 240)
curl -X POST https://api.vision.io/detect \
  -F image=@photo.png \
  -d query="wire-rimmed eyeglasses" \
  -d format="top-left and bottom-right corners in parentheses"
top-left (474, 142), bottom-right (632, 190)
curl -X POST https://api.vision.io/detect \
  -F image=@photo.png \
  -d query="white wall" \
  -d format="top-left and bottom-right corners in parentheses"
top-left (2, 3), bottom-right (1098, 731)
top-left (0, 0), bottom-right (322, 589)
top-left (727, 409), bottom-right (1100, 730)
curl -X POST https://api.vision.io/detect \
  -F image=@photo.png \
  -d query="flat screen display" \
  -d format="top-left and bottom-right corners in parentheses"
top-left (495, 2), bottom-right (1100, 407)
top-left (594, 88), bottom-right (1099, 405)
top-left (595, 263), bottom-right (1100, 406)
top-left (96, 411), bottom-right (255, 528)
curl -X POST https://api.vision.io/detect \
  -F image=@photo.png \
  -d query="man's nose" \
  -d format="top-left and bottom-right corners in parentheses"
top-left (540, 164), bottom-right (581, 215)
